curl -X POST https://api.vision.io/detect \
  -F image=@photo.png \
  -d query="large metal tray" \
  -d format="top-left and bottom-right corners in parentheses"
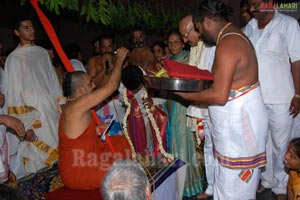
top-left (144, 76), bottom-right (205, 92)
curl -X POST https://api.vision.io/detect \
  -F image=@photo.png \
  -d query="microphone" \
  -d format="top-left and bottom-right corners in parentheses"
top-left (105, 60), bottom-right (109, 76)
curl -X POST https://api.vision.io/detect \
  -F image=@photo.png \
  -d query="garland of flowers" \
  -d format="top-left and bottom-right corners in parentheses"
top-left (123, 88), bottom-right (173, 159)
top-left (189, 41), bottom-right (204, 146)
top-left (140, 89), bottom-right (173, 159)
top-left (189, 41), bottom-right (203, 67)
top-left (122, 90), bottom-right (137, 159)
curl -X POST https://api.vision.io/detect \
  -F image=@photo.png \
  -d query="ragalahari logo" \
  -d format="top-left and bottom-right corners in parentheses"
top-left (260, 2), bottom-right (298, 12)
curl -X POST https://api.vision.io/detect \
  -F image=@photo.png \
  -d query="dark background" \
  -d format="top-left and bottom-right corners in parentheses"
top-left (0, 0), bottom-right (299, 59)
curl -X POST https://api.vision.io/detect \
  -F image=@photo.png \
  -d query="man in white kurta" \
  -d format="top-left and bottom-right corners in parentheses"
top-left (4, 16), bottom-right (63, 175)
top-left (179, 15), bottom-right (216, 199)
top-left (244, 4), bottom-right (300, 196)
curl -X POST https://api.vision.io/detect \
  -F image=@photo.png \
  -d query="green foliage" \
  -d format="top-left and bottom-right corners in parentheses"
top-left (21, 0), bottom-right (190, 34)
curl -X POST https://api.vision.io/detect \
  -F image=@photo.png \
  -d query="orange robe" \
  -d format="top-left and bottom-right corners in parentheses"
top-left (58, 118), bottom-right (132, 190)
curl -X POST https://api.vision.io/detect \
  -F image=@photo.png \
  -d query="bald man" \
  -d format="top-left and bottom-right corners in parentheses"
top-left (179, 15), bottom-right (215, 199)
top-left (59, 47), bottom-right (133, 190)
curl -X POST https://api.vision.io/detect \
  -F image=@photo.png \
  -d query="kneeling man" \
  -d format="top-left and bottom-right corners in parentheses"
top-left (59, 47), bottom-right (132, 190)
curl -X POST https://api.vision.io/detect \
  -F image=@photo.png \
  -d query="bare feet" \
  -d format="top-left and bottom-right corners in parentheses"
top-left (4, 171), bottom-right (18, 188)
top-left (197, 193), bottom-right (212, 199)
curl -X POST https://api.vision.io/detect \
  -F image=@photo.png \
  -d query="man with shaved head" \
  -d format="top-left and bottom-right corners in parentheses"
top-left (179, 15), bottom-right (199, 47)
top-left (179, 15), bottom-right (215, 199)
top-left (58, 47), bottom-right (132, 190)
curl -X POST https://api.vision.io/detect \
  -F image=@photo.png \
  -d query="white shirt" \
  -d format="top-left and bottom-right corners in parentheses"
top-left (186, 42), bottom-right (215, 119)
top-left (243, 10), bottom-right (300, 104)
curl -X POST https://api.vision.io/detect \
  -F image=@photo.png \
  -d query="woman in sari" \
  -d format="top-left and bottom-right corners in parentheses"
top-left (166, 30), bottom-right (205, 197)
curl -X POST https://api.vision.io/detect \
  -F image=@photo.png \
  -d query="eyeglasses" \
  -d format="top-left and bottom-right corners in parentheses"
top-left (182, 27), bottom-right (194, 39)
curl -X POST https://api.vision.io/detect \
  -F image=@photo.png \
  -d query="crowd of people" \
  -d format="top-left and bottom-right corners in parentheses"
top-left (0, 0), bottom-right (299, 200)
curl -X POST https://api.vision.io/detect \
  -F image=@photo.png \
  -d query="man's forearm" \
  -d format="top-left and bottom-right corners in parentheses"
top-left (107, 56), bottom-right (126, 90)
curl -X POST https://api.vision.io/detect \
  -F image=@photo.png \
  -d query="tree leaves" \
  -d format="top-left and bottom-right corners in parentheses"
top-left (21, 0), bottom-right (189, 34)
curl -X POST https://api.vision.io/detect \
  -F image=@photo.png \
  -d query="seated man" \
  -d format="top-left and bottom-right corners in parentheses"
top-left (58, 47), bottom-right (132, 190)
top-left (101, 159), bottom-right (151, 200)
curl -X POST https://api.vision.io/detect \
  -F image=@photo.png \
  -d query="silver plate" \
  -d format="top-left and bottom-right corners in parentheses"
top-left (144, 76), bottom-right (205, 92)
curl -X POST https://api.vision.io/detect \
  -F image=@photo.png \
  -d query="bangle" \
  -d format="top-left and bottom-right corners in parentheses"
top-left (294, 94), bottom-right (300, 99)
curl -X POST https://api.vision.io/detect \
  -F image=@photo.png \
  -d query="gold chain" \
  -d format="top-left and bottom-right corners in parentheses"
top-left (216, 22), bottom-right (231, 45)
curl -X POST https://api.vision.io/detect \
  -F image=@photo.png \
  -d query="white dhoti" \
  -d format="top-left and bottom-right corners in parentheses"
top-left (0, 69), bottom-right (9, 182)
top-left (214, 166), bottom-right (260, 200)
top-left (4, 45), bottom-right (63, 175)
top-left (0, 128), bottom-right (9, 183)
top-left (209, 85), bottom-right (268, 199)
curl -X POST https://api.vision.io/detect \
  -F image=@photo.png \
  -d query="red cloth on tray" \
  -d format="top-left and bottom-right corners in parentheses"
top-left (163, 58), bottom-right (213, 80)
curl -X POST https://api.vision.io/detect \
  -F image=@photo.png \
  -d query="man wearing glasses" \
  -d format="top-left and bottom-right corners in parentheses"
top-left (179, 15), bottom-right (216, 199)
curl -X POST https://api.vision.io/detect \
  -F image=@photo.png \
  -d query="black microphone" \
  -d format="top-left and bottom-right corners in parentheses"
top-left (105, 61), bottom-right (109, 76)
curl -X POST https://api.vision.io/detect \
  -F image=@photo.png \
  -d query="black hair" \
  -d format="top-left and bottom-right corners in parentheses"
top-left (63, 72), bottom-right (72, 98)
top-left (167, 29), bottom-right (184, 43)
top-left (64, 43), bottom-right (81, 60)
top-left (193, 0), bottom-right (233, 23)
top-left (121, 65), bottom-right (144, 91)
top-left (100, 34), bottom-right (114, 43)
top-left (93, 32), bottom-right (115, 44)
top-left (151, 41), bottom-right (166, 53)
top-left (290, 137), bottom-right (300, 159)
top-left (240, 0), bottom-right (249, 9)
top-left (11, 15), bottom-right (31, 30)
top-left (63, 71), bottom-right (87, 98)
top-left (131, 24), bottom-right (145, 35)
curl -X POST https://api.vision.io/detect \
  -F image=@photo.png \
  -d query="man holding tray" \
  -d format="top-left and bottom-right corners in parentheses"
top-left (175, 0), bottom-right (268, 199)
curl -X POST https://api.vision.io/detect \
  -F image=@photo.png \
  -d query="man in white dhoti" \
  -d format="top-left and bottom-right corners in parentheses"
top-left (175, 1), bottom-right (268, 199)
top-left (4, 16), bottom-right (64, 175)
